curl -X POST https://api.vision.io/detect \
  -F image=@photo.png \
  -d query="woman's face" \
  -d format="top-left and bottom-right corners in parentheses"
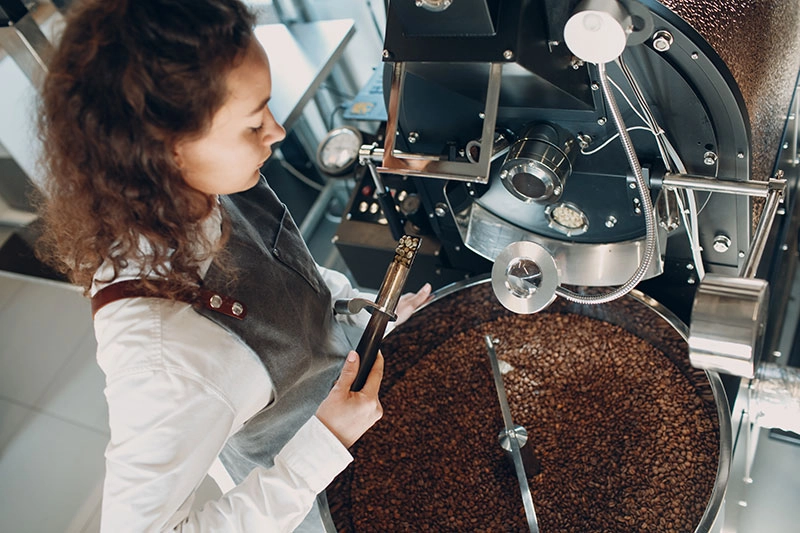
top-left (174, 39), bottom-right (286, 195)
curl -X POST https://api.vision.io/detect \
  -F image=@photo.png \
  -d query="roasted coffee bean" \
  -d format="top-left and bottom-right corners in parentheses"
top-left (326, 283), bottom-right (720, 533)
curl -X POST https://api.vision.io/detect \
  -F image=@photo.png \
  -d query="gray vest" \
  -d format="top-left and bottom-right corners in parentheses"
top-left (196, 180), bottom-right (352, 485)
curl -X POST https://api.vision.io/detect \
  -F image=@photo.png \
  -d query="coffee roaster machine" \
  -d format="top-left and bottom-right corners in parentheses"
top-left (325, 0), bottom-right (800, 530)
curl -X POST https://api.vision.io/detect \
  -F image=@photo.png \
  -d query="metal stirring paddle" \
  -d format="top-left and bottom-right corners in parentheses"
top-left (485, 335), bottom-right (540, 533)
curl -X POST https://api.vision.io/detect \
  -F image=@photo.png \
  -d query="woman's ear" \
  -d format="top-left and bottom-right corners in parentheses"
top-left (172, 141), bottom-right (185, 169)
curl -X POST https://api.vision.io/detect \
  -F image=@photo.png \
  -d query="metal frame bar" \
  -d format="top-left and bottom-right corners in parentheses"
top-left (379, 61), bottom-right (503, 183)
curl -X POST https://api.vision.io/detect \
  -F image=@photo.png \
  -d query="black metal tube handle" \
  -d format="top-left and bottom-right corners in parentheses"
top-left (376, 191), bottom-right (406, 241)
top-left (351, 311), bottom-right (391, 391)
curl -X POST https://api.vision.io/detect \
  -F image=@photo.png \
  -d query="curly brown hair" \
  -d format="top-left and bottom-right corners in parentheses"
top-left (36, 0), bottom-right (256, 297)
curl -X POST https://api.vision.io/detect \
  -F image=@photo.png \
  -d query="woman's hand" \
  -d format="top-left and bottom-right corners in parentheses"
top-left (316, 350), bottom-right (384, 448)
top-left (394, 282), bottom-right (432, 326)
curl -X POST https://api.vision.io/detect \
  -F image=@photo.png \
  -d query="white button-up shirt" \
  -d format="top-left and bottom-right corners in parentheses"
top-left (93, 208), bottom-right (373, 532)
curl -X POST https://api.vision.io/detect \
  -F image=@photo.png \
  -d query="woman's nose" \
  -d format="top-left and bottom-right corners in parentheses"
top-left (263, 109), bottom-right (286, 146)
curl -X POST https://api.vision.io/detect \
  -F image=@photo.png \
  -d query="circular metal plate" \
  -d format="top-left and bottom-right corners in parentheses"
top-left (491, 241), bottom-right (560, 314)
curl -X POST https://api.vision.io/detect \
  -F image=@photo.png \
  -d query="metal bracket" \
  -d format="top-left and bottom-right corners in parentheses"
top-left (334, 297), bottom-right (397, 321)
top-left (378, 61), bottom-right (503, 183)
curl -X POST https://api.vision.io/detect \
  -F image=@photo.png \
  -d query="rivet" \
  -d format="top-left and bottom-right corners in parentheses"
top-left (231, 302), bottom-right (244, 316)
top-left (210, 294), bottom-right (223, 309)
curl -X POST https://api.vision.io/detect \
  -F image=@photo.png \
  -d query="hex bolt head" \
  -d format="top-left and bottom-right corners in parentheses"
top-left (652, 30), bottom-right (674, 52)
top-left (703, 151), bottom-right (718, 165)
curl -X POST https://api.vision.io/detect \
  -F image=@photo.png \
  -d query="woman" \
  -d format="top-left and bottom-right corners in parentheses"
top-left (36, 0), bottom-right (430, 530)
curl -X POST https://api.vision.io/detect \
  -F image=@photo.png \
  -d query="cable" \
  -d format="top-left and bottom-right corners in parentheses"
top-left (615, 54), bottom-right (707, 281)
top-left (280, 160), bottom-right (324, 192)
top-left (555, 62), bottom-right (658, 305)
top-left (328, 104), bottom-right (346, 129)
top-left (580, 126), bottom-right (653, 155)
top-left (607, 76), bottom-right (651, 127)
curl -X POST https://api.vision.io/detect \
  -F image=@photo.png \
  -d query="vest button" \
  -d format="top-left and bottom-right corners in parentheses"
top-left (209, 294), bottom-right (223, 309)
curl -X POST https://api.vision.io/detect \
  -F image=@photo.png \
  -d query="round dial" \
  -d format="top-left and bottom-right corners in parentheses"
top-left (316, 126), bottom-right (363, 176)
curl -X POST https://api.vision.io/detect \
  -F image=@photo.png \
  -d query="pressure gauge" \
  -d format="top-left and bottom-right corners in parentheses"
top-left (316, 126), bottom-right (363, 176)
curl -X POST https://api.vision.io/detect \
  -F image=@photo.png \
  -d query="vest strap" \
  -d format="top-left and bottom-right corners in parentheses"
top-left (91, 279), bottom-right (247, 320)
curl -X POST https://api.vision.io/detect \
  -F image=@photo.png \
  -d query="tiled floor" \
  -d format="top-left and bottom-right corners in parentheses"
top-left (1, 221), bottom-right (799, 532)
top-left (0, 272), bottom-right (107, 533)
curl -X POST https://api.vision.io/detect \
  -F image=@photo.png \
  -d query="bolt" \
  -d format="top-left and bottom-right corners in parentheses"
top-left (652, 30), bottom-right (674, 52)
top-left (738, 250), bottom-right (746, 258)
top-left (591, 82), bottom-right (600, 91)
top-left (686, 263), bottom-right (694, 270)
top-left (382, 49), bottom-right (390, 59)
top-left (703, 151), bottom-right (718, 165)
top-left (597, 117), bottom-right (607, 126)
top-left (407, 131), bottom-right (419, 144)
top-left (434, 202), bottom-right (449, 217)
top-left (737, 152), bottom-right (745, 159)
top-left (713, 234), bottom-right (731, 253)
top-left (571, 57), bottom-right (585, 70)
top-left (691, 52), bottom-right (699, 59)
top-left (478, 111), bottom-right (486, 119)
top-left (687, 277), bottom-right (696, 285)
top-left (577, 133), bottom-right (592, 149)
top-left (503, 49), bottom-right (515, 60)
top-left (605, 215), bottom-right (617, 228)
top-left (500, 169), bottom-right (509, 178)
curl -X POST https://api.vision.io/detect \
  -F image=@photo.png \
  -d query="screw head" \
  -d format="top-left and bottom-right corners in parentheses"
top-left (652, 30), bottom-right (674, 52)
top-left (703, 151), bottom-right (718, 165)
top-left (605, 215), bottom-right (617, 228)
top-left (597, 117), bottom-right (607, 126)
top-left (503, 49), bottom-right (515, 60)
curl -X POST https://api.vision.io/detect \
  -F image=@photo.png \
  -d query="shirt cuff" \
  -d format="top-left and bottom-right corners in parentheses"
top-left (274, 416), bottom-right (353, 493)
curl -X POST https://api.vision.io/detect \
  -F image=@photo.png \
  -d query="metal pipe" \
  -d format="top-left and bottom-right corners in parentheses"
top-left (740, 185), bottom-right (784, 278)
top-left (662, 173), bottom-right (780, 197)
top-left (555, 61), bottom-right (657, 305)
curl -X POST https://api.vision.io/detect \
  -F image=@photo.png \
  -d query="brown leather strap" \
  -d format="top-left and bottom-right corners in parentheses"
top-left (91, 279), bottom-right (247, 320)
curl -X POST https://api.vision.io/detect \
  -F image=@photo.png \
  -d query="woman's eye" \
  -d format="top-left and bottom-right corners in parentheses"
top-left (251, 124), bottom-right (264, 133)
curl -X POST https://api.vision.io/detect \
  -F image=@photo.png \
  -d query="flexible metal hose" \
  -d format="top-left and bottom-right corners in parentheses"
top-left (555, 62), bottom-right (658, 305)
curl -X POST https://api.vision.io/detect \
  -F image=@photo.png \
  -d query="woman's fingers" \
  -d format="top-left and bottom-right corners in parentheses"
top-left (333, 350), bottom-right (360, 391)
top-left (359, 350), bottom-right (384, 398)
